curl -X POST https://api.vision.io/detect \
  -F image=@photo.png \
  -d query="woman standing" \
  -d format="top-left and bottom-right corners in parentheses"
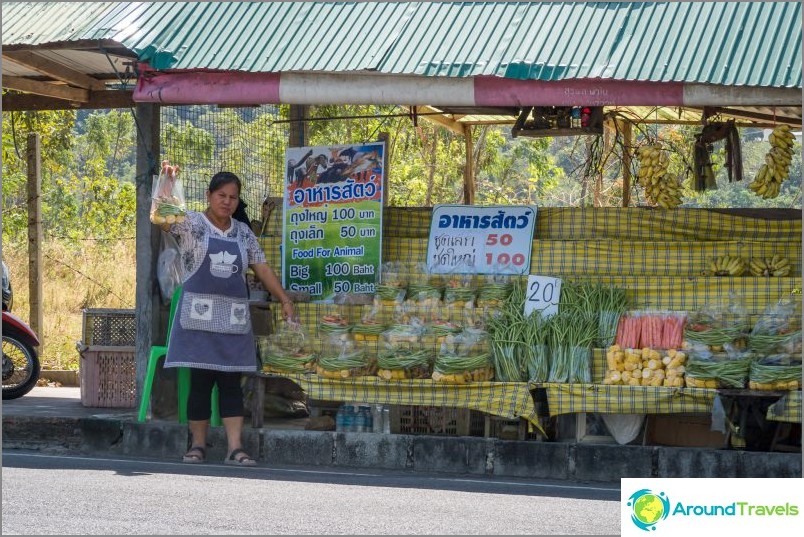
top-left (158, 167), bottom-right (295, 466)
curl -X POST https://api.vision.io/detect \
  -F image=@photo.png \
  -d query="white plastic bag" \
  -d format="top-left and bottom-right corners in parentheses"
top-left (157, 230), bottom-right (184, 304)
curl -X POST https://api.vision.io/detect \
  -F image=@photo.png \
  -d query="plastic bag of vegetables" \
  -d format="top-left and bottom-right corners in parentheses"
top-left (685, 353), bottom-right (751, 389)
top-left (748, 353), bottom-right (802, 390)
top-left (748, 299), bottom-right (802, 355)
top-left (256, 323), bottom-right (316, 374)
top-left (375, 261), bottom-right (407, 305)
top-left (432, 329), bottom-right (493, 384)
top-left (316, 332), bottom-right (370, 379)
top-left (150, 160), bottom-right (187, 225)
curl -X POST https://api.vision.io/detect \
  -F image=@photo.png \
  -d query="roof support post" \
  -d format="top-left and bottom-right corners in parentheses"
top-left (26, 133), bottom-right (43, 346)
top-left (621, 119), bottom-right (633, 207)
top-left (463, 124), bottom-right (475, 205)
top-left (134, 103), bottom-right (161, 403)
top-left (288, 105), bottom-right (308, 147)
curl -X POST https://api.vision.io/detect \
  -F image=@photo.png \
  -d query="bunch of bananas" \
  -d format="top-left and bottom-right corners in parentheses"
top-left (748, 124), bottom-right (796, 199)
top-left (636, 143), bottom-right (682, 208)
top-left (709, 255), bottom-right (746, 276)
top-left (749, 255), bottom-right (791, 277)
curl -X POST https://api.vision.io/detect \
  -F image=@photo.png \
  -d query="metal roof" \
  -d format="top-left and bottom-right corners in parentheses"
top-left (2, 1), bottom-right (801, 88)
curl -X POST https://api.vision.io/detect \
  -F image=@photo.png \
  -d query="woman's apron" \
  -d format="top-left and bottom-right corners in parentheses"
top-left (165, 232), bottom-right (257, 372)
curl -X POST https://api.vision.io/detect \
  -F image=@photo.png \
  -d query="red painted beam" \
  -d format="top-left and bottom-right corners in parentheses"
top-left (134, 70), bottom-right (280, 104)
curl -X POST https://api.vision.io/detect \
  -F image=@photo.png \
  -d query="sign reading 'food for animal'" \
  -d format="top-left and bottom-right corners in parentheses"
top-left (426, 204), bottom-right (537, 274)
top-left (282, 142), bottom-right (385, 303)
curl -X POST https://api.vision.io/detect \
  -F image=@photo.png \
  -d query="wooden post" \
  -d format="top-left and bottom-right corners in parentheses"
top-left (595, 119), bottom-right (616, 207)
top-left (288, 105), bottom-right (308, 148)
top-left (26, 133), bottom-right (43, 345)
top-left (134, 103), bottom-right (160, 399)
top-left (463, 124), bottom-right (475, 205)
top-left (377, 132), bottom-right (390, 206)
top-left (621, 120), bottom-right (632, 207)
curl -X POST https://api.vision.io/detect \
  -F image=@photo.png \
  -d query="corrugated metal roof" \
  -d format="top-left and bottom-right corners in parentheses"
top-left (2, 1), bottom-right (801, 87)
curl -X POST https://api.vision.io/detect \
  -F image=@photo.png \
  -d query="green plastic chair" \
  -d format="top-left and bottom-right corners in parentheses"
top-left (137, 286), bottom-right (221, 426)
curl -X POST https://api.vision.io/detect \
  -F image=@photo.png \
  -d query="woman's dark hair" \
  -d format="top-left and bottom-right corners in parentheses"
top-left (208, 171), bottom-right (242, 194)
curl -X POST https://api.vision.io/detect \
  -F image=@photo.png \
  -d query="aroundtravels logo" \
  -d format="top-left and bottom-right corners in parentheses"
top-left (627, 489), bottom-right (671, 531)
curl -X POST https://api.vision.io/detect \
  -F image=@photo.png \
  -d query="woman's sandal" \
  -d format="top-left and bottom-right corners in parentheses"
top-left (224, 448), bottom-right (257, 466)
top-left (182, 445), bottom-right (206, 464)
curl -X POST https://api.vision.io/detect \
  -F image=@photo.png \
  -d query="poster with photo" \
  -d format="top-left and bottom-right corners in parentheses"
top-left (282, 142), bottom-right (385, 303)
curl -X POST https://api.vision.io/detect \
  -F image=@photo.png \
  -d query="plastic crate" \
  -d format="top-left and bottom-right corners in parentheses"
top-left (78, 345), bottom-right (136, 408)
top-left (82, 309), bottom-right (137, 347)
top-left (389, 405), bottom-right (485, 436)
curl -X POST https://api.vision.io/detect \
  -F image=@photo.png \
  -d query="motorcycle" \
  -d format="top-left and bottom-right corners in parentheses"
top-left (2, 260), bottom-right (41, 400)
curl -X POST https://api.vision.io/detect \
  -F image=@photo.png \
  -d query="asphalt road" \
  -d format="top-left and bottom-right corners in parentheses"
top-left (2, 450), bottom-right (621, 535)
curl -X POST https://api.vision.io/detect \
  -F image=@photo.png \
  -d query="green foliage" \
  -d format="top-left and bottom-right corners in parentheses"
top-left (2, 109), bottom-right (137, 246)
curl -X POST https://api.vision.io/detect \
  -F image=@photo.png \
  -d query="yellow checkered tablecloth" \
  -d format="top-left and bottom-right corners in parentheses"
top-left (276, 374), bottom-right (540, 428)
top-left (534, 383), bottom-right (802, 423)
top-left (535, 383), bottom-right (716, 416)
top-left (766, 390), bottom-right (802, 423)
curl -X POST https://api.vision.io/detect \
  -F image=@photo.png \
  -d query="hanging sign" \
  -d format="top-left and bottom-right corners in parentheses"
top-left (426, 204), bottom-right (537, 274)
top-left (524, 275), bottom-right (562, 317)
top-left (282, 142), bottom-right (385, 302)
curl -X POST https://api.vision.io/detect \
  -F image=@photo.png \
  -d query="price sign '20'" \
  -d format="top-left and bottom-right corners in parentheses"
top-left (524, 275), bottom-right (562, 317)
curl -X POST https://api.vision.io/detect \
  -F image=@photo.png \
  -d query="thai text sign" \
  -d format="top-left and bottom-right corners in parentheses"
top-left (282, 142), bottom-right (384, 302)
top-left (427, 205), bottom-right (536, 274)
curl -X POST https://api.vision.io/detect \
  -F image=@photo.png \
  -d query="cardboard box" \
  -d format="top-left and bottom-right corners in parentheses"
top-left (646, 413), bottom-right (726, 448)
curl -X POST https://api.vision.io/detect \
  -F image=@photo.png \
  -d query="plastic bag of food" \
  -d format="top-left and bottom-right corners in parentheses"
top-left (748, 353), bottom-right (802, 390)
top-left (257, 323), bottom-right (316, 374)
top-left (685, 353), bottom-right (751, 389)
top-left (684, 294), bottom-right (748, 352)
top-left (156, 230), bottom-right (184, 304)
top-left (748, 299), bottom-right (802, 355)
top-left (443, 261), bottom-right (476, 307)
top-left (375, 261), bottom-right (407, 305)
top-left (433, 329), bottom-right (493, 383)
top-left (316, 332), bottom-right (369, 379)
top-left (318, 312), bottom-right (351, 336)
top-left (351, 305), bottom-right (386, 342)
top-left (150, 160), bottom-right (187, 225)
top-left (477, 264), bottom-right (515, 308)
top-left (377, 325), bottom-right (432, 380)
top-left (407, 262), bottom-right (443, 308)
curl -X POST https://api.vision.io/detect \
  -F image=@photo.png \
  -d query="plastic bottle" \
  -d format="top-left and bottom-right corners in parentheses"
top-left (358, 406), bottom-right (373, 433)
top-left (355, 406), bottom-right (369, 433)
top-left (571, 107), bottom-right (581, 128)
top-left (581, 107), bottom-right (592, 128)
top-left (372, 404), bottom-right (384, 433)
top-left (342, 405), bottom-right (355, 432)
top-left (335, 405), bottom-right (347, 432)
top-left (382, 406), bottom-right (391, 434)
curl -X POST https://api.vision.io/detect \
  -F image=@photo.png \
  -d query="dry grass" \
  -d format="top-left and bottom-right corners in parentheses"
top-left (3, 239), bottom-right (136, 370)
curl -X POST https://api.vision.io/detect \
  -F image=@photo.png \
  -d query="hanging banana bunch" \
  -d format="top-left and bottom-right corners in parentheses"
top-left (636, 143), bottom-right (683, 208)
top-left (749, 255), bottom-right (792, 277)
top-left (748, 124), bottom-right (795, 199)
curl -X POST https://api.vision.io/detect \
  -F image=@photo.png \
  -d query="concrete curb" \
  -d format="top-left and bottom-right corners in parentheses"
top-left (38, 370), bottom-right (80, 387)
top-left (2, 416), bottom-right (801, 480)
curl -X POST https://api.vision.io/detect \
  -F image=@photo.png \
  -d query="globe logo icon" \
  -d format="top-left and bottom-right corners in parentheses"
top-left (627, 489), bottom-right (670, 531)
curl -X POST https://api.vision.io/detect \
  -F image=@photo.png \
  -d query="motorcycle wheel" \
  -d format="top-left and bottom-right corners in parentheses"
top-left (2, 326), bottom-right (40, 400)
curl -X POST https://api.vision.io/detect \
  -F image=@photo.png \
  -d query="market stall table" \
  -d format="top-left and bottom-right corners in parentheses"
top-left (717, 389), bottom-right (787, 451)
top-left (248, 373), bottom-right (540, 433)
